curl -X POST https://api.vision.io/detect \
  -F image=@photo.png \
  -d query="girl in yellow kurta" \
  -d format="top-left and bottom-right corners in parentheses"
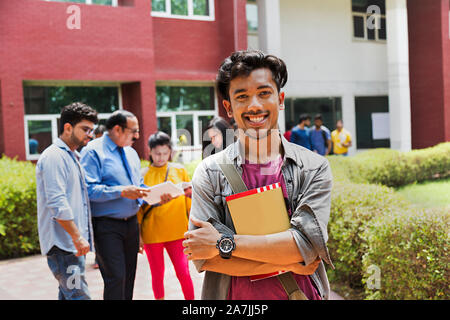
top-left (137, 131), bottom-right (194, 300)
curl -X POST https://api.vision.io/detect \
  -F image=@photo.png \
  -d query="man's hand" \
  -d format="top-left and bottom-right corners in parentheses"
top-left (159, 193), bottom-right (174, 205)
top-left (184, 186), bottom-right (192, 198)
top-left (139, 234), bottom-right (145, 254)
top-left (287, 257), bottom-right (321, 275)
top-left (73, 236), bottom-right (90, 257)
top-left (182, 216), bottom-right (220, 261)
top-left (121, 186), bottom-right (149, 200)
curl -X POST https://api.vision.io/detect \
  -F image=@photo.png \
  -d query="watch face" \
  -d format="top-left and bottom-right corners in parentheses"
top-left (220, 238), bottom-right (234, 253)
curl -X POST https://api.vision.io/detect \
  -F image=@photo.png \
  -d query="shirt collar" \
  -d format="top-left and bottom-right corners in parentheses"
top-left (104, 132), bottom-right (119, 152)
top-left (227, 131), bottom-right (302, 168)
top-left (54, 137), bottom-right (82, 161)
top-left (54, 137), bottom-right (72, 152)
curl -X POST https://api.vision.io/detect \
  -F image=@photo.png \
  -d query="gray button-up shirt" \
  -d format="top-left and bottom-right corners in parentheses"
top-left (36, 138), bottom-right (94, 255)
top-left (189, 134), bottom-right (334, 300)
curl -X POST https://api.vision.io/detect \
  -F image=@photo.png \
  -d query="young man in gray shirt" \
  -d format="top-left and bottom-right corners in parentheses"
top-left (183, 50), bottom-right (333, 300)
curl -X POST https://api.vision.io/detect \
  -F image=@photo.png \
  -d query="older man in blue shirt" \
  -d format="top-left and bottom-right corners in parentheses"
top-left (36, 102), bottom-right (98, 300)
top-left (80, 110), bottom-right (149, 300)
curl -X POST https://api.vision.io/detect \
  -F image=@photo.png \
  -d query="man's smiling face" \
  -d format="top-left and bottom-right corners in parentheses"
top-left (222, 68), bottom-right (285, 139)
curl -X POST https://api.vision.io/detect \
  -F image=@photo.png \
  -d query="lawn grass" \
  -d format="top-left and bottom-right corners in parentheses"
top-left (396, 178), bottom-right (450, 209)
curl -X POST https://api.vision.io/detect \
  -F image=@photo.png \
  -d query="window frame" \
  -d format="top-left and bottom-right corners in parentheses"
top-left (156, 110), bottom-right (217, 150)
top-left (351, 5), bottom-right (387, 42)
top-left (23, 84), bottom-right (122, 160)
top-left (246, 0), bottom-right (259, 35)
top-left (155, 82), bottom-right (218, 150)
top-left (151, 0), bottom-right (215, 21)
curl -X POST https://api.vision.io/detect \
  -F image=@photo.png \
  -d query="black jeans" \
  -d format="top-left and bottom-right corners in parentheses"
top-left (92, 215), bottom-right (139, 300)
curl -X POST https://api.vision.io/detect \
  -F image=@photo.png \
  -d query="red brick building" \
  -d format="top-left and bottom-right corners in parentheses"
top-left (0, 0), bottom-right (247, 161)
top-left (0, 0), bottom-right (449, 162)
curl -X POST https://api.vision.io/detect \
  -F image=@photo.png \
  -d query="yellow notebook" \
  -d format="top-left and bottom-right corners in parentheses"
top-left (226, 182), bottom-right (291, 281)
top-left (225, 182), bottom-right (291, 236)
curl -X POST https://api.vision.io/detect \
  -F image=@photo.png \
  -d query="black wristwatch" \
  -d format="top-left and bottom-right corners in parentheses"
top-left (216, 234), bottom-right (236, 259)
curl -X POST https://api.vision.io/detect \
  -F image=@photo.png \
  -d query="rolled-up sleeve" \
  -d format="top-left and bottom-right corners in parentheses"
top-left (188, 161), bottom-right (222, 272)
top-left (290, 159), bottom-right (333, 267)
top-left (38, 156), bottom-right (74, 221)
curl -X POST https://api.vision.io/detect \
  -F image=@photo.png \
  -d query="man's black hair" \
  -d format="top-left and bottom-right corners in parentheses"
top-left (216, 50), bottom-right (288, 101)
top-left (94, 124), bottom-right (106, 136)
top-left (59, 102), bottom-right (98, 135)
top-left (314, 113), bottom-right (323, 121)
top-left (105, 110), bottom-right (136, 130)
top-left (298, 113), bottom-right (311, 124)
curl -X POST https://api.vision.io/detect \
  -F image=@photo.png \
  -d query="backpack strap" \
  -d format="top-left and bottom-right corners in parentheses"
top-left (215, 151), bottom-right (247, 194)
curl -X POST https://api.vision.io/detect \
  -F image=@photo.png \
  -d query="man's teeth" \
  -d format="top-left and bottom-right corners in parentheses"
top-left (248, 116), bottom-right (265, 123)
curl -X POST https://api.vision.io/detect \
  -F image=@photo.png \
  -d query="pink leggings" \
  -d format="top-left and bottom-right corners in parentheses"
top-left (144, 239), bottom-right (194, 300)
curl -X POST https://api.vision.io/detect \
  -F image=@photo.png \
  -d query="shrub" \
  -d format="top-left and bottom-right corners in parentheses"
top-left (0, 156), bottom-right (40, 260)
top-left (406, 143), bottom-right (450, 182)
top-left (327, 155), bottom-right (352, 183)
top-left (347, 142), bottom-right (450, 188)
top-left (327, 180), bottom-right (409, 288)
top-left (362, 207), bottom-right (449, 299)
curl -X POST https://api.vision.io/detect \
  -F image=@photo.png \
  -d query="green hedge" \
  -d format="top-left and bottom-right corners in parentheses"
top-left (0, 156), bottom-right (40, 260)
top-left (362, 208), bottom-right (449, 299)
top-left (327, 181), bottom-right (408, 288)
top-left (327, 143), bottom-right (450, 299)
top-left (346, 142), bottom-right (450, 187)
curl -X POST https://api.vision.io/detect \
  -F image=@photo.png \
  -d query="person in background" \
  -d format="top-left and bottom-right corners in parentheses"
top-left (36, 102), bottom-right (98, 300)
top-left (94, 124), bottom-right (106, 139)
top-left (310, 114), bottom-right (331, 156)
top-left (290, 114), bottom-right (312, 150)
top-left (331, 120), bottom-right (352, 156)
top-left (283, 121), bottom-right (294, 142)
top-left (202, 116), bottom-right (234, 159)
top-left (29, 138), bottom-right (39, 154)
top-left (138, 131), bottom-right (194, 300)
top-left (80, 110), bottom-right (149, 300)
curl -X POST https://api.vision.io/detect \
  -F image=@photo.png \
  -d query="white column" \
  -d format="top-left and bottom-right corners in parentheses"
top-left (386, 0), bottom-right (411, 151)
top-left (256, 0), bottom-right (285, 133)
top-left (342, 93), bottom-right (357, 156)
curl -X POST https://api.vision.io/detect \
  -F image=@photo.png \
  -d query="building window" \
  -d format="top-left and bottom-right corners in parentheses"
top-left (44, 0), bottom-right (118, 6)
top-left (23, 84), bottom-right (121, 160)
top-left (284, 97), bottom-right (342, 134)
top-left (246, 0), bottom-right (259, 50)
top-left (355, 96), bottom-right (390, 149)
top-left (352, 0), bottom-right (386, 41)
top-left (151, 0), bottom-right (215, 21)
top-left (155, 84), bottom-right (216, 149)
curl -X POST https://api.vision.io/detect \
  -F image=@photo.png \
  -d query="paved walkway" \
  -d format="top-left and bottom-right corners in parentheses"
top-left (0, 252), bottom-right (343, 300)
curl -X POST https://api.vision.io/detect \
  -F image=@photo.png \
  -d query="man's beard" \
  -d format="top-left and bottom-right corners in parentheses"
top-left (70, 132), bottom-right (86, 148)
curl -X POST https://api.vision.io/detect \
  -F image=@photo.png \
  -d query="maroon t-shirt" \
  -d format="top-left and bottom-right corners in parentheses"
top-left (227, 156), bottom-right (321, 300)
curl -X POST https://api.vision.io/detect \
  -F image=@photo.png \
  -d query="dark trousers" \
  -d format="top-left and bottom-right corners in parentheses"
top-left (92, 215), bottom-right (139, 300)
